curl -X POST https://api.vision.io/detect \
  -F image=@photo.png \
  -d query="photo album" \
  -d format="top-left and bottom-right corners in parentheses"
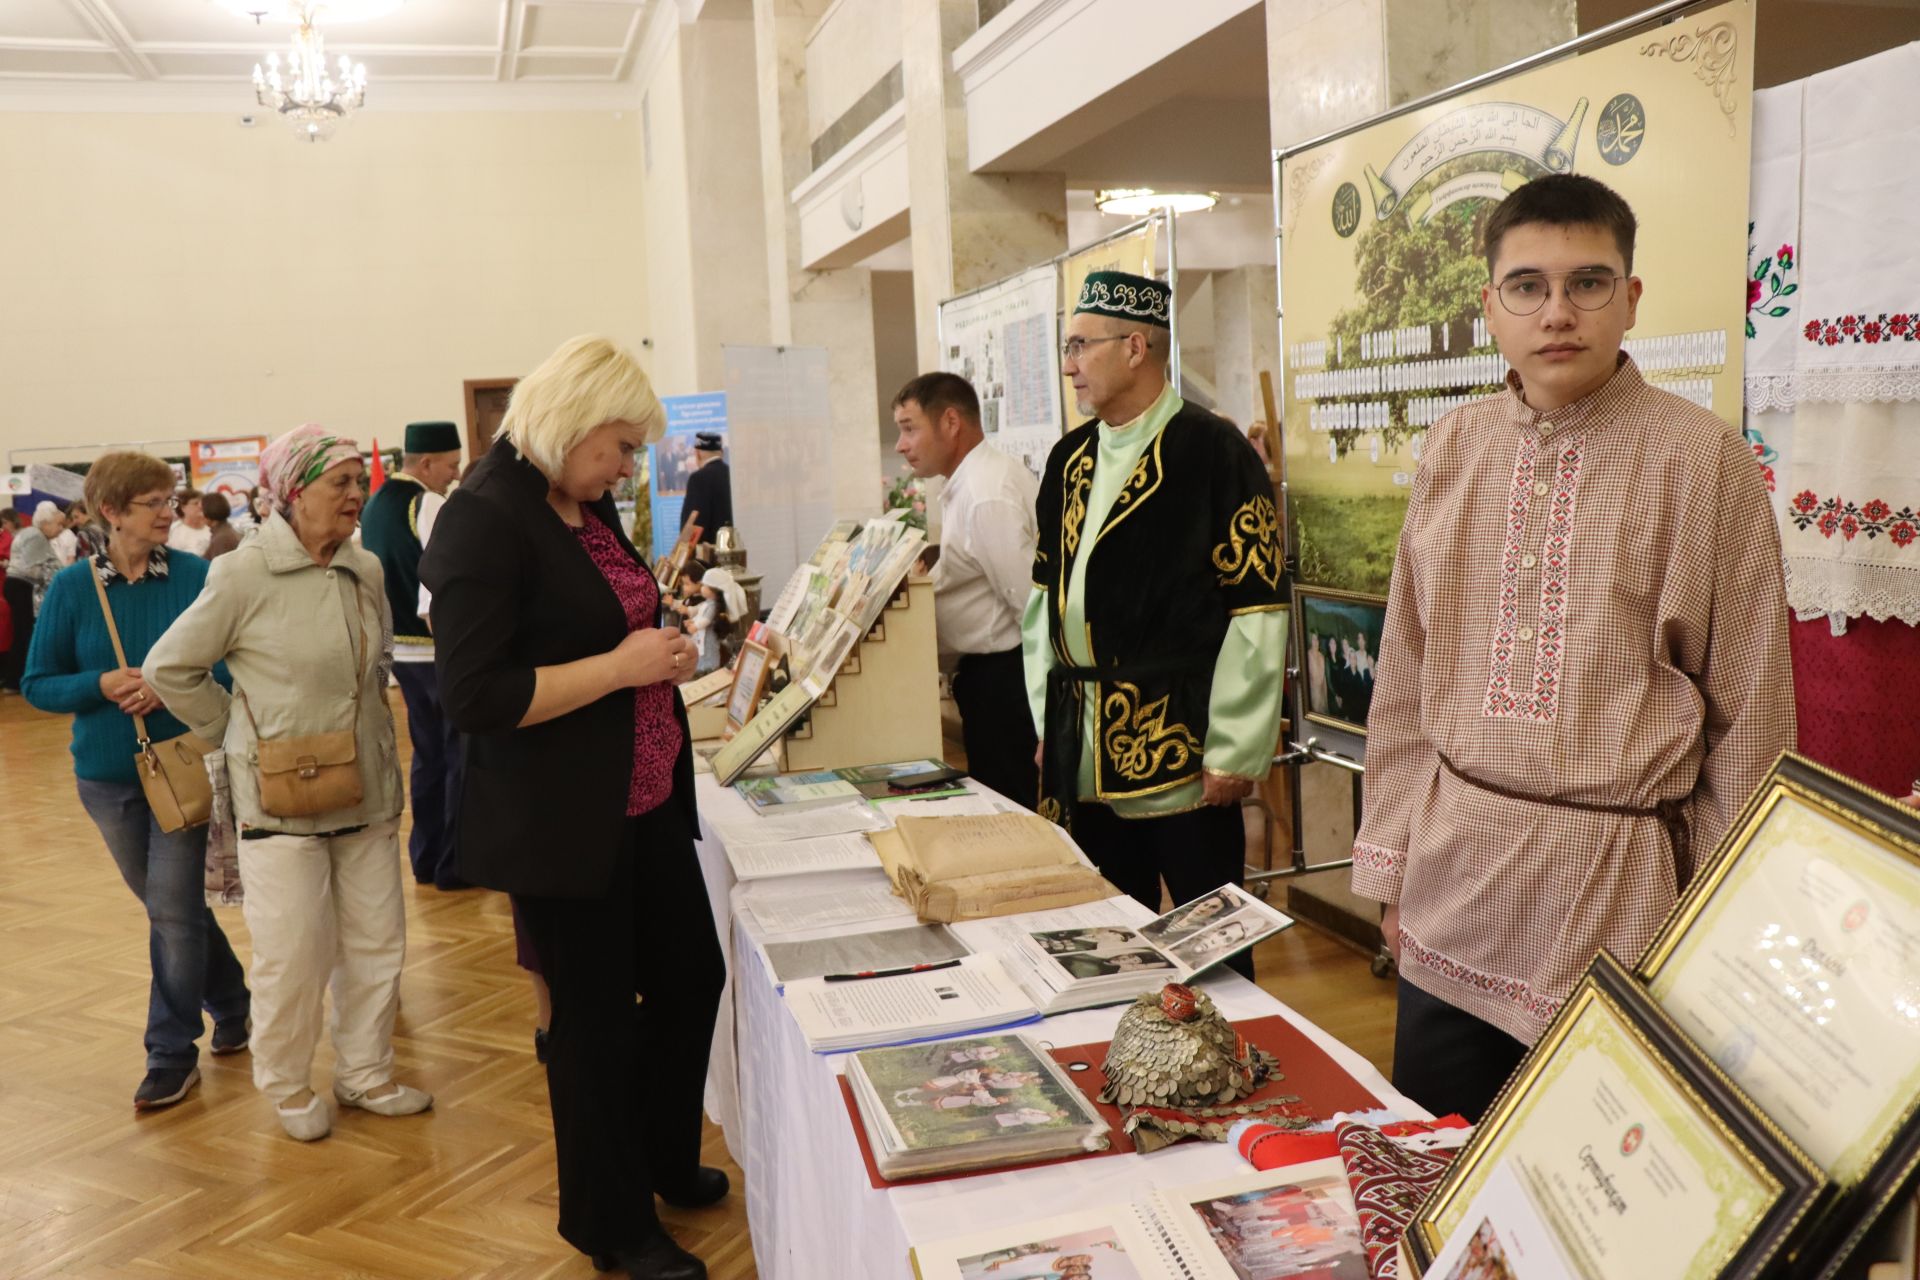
top-left (908, 1156), bottom-right (1367, 1280)
top-left (1000, 884), bottom-right (1294, 1014)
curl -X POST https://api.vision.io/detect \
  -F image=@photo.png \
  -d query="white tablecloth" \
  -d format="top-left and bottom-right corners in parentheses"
top-left (690, 774), bottom-right (1420, 1279)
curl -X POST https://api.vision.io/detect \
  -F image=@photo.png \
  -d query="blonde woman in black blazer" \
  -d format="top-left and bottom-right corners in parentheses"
top-left (421, 336), bottom-right (718, 1280)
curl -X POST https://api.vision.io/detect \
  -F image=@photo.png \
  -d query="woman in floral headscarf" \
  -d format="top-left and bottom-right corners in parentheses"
top-left (146, 423), bottom-right (428, 1142)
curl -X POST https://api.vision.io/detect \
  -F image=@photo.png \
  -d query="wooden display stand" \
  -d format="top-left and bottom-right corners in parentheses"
top-left (781, 577), bottom-right (942, 772)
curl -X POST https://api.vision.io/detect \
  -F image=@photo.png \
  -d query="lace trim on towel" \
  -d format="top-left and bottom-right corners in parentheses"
top-left (1785, 557), bottom-right (1920, 628)
top-left (1746, 367), bottom-right (1920, 410)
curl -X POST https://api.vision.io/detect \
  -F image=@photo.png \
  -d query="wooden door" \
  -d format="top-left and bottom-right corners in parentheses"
top-left (463, 378), bottom-right (518, 463)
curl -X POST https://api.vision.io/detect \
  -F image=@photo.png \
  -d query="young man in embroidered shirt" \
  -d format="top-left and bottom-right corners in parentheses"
top-left (1022, 271), bottom-right (1287, 977)
top-left (1353, 174), bottom-right (1792, 1120)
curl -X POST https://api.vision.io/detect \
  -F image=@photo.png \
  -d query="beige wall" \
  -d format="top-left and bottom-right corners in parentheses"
top-left (0, 109), bottom-right (649, 459)
top-left (804, 0), bottom-right (901, 137)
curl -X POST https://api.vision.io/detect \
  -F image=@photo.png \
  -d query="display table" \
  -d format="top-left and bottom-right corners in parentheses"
top-left (689, 773), bottom-right (1421, 1279)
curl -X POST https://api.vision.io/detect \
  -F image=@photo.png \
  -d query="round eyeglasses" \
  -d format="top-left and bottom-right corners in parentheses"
top-left (1495, 268), bottom-right (1624, 316)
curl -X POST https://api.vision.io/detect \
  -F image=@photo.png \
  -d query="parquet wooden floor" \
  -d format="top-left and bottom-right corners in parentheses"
top-left (0, 689), bottom-right (1393, 1278)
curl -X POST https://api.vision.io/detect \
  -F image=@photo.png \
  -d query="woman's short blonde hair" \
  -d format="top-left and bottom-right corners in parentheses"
top-left (502, 335), bottom-right (664, 479)
top-left (84, 451), bottom-right (177, 519)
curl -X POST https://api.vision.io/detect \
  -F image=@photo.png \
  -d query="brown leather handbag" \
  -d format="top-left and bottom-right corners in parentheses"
top-left (237, 600), bottom-right (370, 819)
top-left (90, 567), bottom-right (214, 832)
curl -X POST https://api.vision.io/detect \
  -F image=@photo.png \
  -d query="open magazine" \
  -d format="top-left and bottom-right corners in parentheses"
top-left (999, 884), bottom-right (1295, 1014)
top-left (845, 1032), bottom-right (1109, 1179)
top-left (908, 1156), bottom-right (1367, 1280)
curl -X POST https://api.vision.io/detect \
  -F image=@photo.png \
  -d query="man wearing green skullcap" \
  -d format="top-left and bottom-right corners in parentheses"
top-left (361, 421), bottom-right (466, 888)
top-left (1022, 271), bottom-right (1287, 971)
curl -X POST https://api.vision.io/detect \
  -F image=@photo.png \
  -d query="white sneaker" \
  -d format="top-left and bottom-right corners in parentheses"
top-left (333, 1081), bottom-right (433, 1116)
top-left (275, 1093), bottom-right (332, 1141)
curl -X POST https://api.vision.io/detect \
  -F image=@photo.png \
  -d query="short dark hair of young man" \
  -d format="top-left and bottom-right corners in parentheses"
top-left (892, 372), bottom-right (983, 480)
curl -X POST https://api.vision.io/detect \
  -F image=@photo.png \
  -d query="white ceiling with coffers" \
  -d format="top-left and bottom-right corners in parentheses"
top-left (0, 0), bottom-right (653, 109)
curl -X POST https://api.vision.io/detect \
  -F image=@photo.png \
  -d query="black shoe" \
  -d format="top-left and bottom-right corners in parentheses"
top-left (533, 1027), bottom-right (550, 1064)
top-left (656, 1166), bottom-right (729, 1209)
top-left (210, 1015), bottom-right (251, 1055)
top-left (589, 1231), bottom-right (706, 1279)
top-left (134, 1065), bottom-right (201, 1111)
top-left (434, 876), bottom-right (473, 891)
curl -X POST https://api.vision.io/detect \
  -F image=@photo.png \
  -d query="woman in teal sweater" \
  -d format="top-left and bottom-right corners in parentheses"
top-left (22, 451), bottom-right (251, 1112)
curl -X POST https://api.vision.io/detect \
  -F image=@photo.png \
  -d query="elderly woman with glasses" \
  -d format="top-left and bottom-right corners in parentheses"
top-left (21, 453), bottom-right (252, 1111)
top-left (2, 502), bottom-right (69, 692)
top-left (145, 425), bottom-right (428, 1142)
top-left (421, 335), bottom-right (717, 1280)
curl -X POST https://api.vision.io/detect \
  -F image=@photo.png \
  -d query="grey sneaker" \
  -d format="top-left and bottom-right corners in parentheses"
top-left (210, 1015), bottom-right (251, 1055)
top-left (134, 1065), bottom-right (200, 1111)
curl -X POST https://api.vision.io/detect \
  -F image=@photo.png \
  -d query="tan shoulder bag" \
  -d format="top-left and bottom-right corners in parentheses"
top-left (236, 592), bottom-right (370, 819)
top-left (90, 566), bottom-right (214, 832)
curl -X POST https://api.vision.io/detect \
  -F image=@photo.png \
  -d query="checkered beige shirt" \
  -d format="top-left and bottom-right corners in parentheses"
top-left (1353, 356), bottom-right (1794, 1045)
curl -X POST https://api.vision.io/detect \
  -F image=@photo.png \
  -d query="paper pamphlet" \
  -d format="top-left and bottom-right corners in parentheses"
top-left (722, 832), bottom-right (884, 881)
top-left (761, 922), bottom-right (970, 985)
top-left (745, 879), bottom-right (917, 935)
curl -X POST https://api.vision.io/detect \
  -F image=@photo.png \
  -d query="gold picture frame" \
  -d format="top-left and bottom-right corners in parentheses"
top-left (1291, 584), bottom-right (1386, 737)
top-left (1635, 751), bottom-right (1920, 1279)
top-left (723, 638), bottom-right (773, 737)
top-left (1407, 950), bottom-right (1824, 1279)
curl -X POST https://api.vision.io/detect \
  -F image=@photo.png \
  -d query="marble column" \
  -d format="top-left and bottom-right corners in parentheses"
top-left (1264, 0), bottom-right (1577, 871)
top-left (900, 0), bottom-right (1069, 371)
top-left (753, 0), bottom-right (884, 520)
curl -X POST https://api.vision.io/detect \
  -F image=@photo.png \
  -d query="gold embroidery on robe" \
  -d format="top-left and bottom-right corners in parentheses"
top-left (1101, 680), bottom-right (1200, 782)
top-left (1212, 495), bottom-right (1281, 589)
top-left (1094, 429), bottom-right (1165, 550)
top-left (1060, 446), bottom-right (1094, 561)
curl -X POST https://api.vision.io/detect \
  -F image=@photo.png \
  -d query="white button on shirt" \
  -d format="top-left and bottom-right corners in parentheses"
top-left (931, 442), bottom-right (1039, 665)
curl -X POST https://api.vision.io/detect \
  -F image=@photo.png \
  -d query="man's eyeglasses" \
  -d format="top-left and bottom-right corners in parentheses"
top-left (127, 496), bottom-right (181, 513)
top-left (1494, 268), bottom-right (1624, 316)
top-left (1061, 335), bottom-right (1132, 361)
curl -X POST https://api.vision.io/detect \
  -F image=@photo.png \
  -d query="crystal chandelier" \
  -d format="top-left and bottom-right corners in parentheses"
top-left (251, 6), bottom-right (367, 143)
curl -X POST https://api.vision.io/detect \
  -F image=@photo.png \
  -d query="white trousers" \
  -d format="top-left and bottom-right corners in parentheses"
top-left (236, 817), bottom-right (407, 1102)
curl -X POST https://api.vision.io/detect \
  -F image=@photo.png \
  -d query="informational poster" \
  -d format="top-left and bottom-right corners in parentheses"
top-left (938, 263), bottom-right (1063, 481)
top-left (1279, 0), bottom-right (1755, 596)
top-left (722, 346), bottom-right (834, 595)
top-left (188, 436), bottom-right (267, 497)
top-left (1061, 221), bottom-right (1159, 430)
top-left (650, 391), bottom-right (727, 560)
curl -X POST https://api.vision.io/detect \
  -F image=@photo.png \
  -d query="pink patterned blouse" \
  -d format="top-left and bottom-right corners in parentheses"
top-left (570, 510), bottom-right (683, 816)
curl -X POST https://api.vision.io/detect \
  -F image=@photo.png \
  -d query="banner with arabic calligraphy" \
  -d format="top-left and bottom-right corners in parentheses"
top-left (1278, 0), bottom-right (1754, 596)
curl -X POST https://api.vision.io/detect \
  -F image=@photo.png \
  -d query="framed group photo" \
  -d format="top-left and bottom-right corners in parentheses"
top-left (1292, 585), bottom-right (1387, 737)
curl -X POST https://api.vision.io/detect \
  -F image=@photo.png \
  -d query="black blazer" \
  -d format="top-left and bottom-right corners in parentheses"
top-left (420, 437), bottom-right (697, 898)
top-left (681, 457), bottom-right (731, 533)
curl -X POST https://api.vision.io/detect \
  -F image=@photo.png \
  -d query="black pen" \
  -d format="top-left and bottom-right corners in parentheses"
top-left (821, 958), bottom-right (963, 983)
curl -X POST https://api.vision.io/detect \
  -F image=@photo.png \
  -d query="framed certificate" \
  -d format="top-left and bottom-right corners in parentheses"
top-left (1637, 752), bottom-right (1920, 1278)
top-left (723, 638), bottom-right (773, 736)
top-left (1408, 951), bottom-right (1824, 1279)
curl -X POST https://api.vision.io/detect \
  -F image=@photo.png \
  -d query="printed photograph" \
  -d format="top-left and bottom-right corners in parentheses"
top-left (1031, 926), bottom-right (1147, 956)
top-left (1294, 588), bottom-right (1387, 737)
top-left (957, 1225), bottom-right (1142, 1280)
top-left (1140, 888), bottom-right (1239, 946)
top-left (1052, 949), bottom-right (1175, 980)
top-left (650, 432), bottom-right (699, 495)
top-left (1190, 1174), bottom-right (1367, 1280)
top-left (1439, 1219), bottom-right (1517, 1280)
top-left (1165, 914), bottom-right (1267, 972)
top-left (855, 1035), bottom-right (1091, 1153)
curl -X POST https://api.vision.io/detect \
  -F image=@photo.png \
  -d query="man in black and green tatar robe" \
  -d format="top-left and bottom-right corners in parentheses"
top-left (361, 420), bottom-right (466, 889)
top-left (1022, 271), bottom-right (1287, 967)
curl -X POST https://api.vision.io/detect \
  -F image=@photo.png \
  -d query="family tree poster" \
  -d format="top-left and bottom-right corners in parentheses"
top-left (1278, 0), bottom-right (1754, 596)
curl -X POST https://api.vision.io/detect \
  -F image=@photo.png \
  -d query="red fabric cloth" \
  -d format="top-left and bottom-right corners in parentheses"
top-left (1790, 613), bottom-right (1920, 797)
top-left (571, 509), bottom-right (682, 816)
top-left (1235, 1114), bottom-right (1471, 1171)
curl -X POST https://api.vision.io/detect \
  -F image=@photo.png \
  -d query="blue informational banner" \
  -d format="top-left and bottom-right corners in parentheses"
top-left (651, 391), bottom-right (727, 560)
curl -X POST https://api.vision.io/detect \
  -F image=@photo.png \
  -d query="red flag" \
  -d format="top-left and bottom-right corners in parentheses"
top-left (369, 436), bottom-right (387, 493)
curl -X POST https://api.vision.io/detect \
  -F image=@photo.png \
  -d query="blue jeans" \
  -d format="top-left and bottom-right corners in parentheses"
top-left (76, 778), bottom-right (251, 1069)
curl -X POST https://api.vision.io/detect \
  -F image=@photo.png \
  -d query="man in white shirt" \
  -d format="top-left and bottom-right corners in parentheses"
top-left (893, 373), bottom-right (1041, 808)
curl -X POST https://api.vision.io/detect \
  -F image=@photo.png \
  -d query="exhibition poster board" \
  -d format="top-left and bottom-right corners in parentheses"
top-left (651, 391), bottom-right (728, 561)
top-left (1278, 0), bottom-right (1756, 598)
top-left (188, 436), bottom-right (267, 498)
top-left (937, 263), bottom-right (1063, 481)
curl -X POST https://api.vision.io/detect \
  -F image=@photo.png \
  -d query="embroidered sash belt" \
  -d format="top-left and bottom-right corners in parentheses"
top-left (1436, 751), bottom-right (1690, 890)
top-left (1042, 654), bottom-right (1206, 830)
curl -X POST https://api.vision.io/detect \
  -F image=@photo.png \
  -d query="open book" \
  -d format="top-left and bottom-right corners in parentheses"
top-left (908, 1156), bottom-right (1366, 1280)
top-left (782, 953), bottom-right (1039, 1053)
top-left (845, 1032), bottom-right (1109, 1179)
top-left (1000, 884), bottom-right (1295, 1014)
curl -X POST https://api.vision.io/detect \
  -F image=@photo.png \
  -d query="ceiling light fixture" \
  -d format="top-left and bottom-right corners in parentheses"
top-left (1095, 189), bottom-right (1219, 216)
top-left (251, 3), bottom-right (368, 143)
